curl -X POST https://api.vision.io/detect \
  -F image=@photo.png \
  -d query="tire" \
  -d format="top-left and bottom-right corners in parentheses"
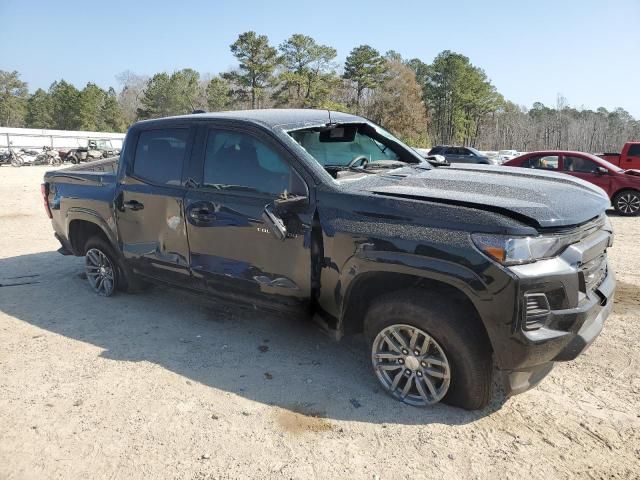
top-left (365, 289), bottom-right (493, 410)
top-left (68, 154), bottom-right (78, 164)
top-left (84, 237), bottom-right (122, 297)
top-left (613, 190), bottom-right (640, 216)
top-left (10, 156), bottom-right (22, 167)
top-left (83, 235), bottom-right (149, 296)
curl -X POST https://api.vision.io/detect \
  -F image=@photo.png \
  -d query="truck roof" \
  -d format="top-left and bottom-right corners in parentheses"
top-left (134, 109), bottom-right (363, 130)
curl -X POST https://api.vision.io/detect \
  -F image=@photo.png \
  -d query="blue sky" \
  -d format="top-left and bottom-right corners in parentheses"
top-left (1, 0), bottom-right (639, 116)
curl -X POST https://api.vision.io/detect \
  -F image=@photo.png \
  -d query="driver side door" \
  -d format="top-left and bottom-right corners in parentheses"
top-left (183, 125), bottom-right (313, 310)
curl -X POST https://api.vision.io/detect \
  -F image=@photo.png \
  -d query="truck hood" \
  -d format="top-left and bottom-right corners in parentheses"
top-left (343, 164), bottom-right (610, 228)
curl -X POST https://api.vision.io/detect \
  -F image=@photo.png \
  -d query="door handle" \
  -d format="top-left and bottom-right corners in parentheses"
top-left (123, 200), bottom-right (144, 211)
top-left (189, 208), bottom-right (216, 222)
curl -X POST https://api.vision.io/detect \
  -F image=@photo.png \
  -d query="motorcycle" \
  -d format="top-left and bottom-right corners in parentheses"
top-left (3, 147), bottom-right (25, 167)
top-left (18, 148), bottom-right (41, 166)
top-left (34, 146), bottom-right (62, 166)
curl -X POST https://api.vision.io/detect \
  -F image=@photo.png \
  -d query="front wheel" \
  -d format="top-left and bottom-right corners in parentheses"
top-left (613, 190), bottom-right (640, 216)
top-left (365, 290), bottom-right (493, 410)
top-left (10, 156), bottom-right (22, 167)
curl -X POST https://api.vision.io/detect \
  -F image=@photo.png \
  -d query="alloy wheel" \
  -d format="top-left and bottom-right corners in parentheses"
top-left (371, 324), bottom-right (451, 406)
top-left (85, 248), bottom-right (116, 296)
top-left (617, 193), bottom-right (640, 215)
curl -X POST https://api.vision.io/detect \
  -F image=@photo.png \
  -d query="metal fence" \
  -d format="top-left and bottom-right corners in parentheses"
top-left (0, 127), bottom-right (125, 151)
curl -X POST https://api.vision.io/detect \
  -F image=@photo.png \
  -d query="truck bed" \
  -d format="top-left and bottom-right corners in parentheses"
top-left (44, 157), bottom-right (119, 186)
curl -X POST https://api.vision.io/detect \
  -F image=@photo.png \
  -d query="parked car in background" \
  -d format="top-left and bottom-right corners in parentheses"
top-left (497, 150), bottom-right (519, 163)
top-left (63, 138), bottom-right (121, 164)
top-left (596, 142), bottom-right (640, 169)
top-left (427, 145), bottom-right (495, 164)
top-left (504, 150), bottom-right (640, 216)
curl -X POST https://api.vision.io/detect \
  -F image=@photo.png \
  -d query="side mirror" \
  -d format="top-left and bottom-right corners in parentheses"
top-left (262, 204), bottom-right (287, 241)
top-left (597, 166), bottom-right (608, 175)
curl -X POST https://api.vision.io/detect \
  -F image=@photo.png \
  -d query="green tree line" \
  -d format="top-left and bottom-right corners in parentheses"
top-left (1, 31), bottom-right (638, 150)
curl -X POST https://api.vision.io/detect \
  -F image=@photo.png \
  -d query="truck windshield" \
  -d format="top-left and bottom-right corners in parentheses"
top-left (288, 122), bottom-right (424, 171)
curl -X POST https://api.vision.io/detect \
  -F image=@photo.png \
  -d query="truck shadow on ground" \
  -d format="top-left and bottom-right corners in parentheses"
top-left (0, 251), bottom-right (508, 426)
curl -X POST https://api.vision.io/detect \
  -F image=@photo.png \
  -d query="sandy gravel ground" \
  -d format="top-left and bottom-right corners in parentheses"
top-left (0, 165), bottom-right (639, 480)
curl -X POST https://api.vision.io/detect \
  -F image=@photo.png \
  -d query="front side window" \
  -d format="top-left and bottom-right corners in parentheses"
top-left (524, 155), bottom-right (559, 170)
top-left (203, 130), bottom-right (291, 195)
top-left (564, 156), bottom-right (598, 173)
top-left (133, 128), bottom-right (189, 185)
top-left (460, 148), bottom-right (475, 156)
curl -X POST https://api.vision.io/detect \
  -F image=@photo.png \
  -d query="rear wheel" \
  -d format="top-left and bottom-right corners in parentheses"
top-left (84, 237), bottom-right (120, 296)
top-left (365, 290), bottom-right (493, 410)
top-left (613, 190), bottom-right (640, 216)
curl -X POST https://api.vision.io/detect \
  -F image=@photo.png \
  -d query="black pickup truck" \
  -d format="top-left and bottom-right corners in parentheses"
top-left (43, 109), bottom-right (615, 410)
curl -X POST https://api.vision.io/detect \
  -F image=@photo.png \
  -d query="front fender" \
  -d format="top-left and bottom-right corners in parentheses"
top-left (339, 250), bottom-right (493, 309)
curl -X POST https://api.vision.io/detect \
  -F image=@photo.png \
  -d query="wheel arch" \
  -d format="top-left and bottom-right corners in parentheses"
top-left (339, 270), bottom-right (492, 354)
top-left (611, 188), bottom-right (640, 214)
top-left (611, 187), bottom-right (640, 199)
top-left (66, 211), bottom-right (117, 256)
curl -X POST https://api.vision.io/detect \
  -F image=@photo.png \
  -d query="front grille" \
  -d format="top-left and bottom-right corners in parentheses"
top-left (581, 254), bottom-right (607, 292)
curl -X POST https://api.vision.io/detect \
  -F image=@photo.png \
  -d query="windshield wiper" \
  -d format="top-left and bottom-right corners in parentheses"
top-left (324, 165), bottom-right (377, 174)
top-left (365, 162), bottom-right (408, 170)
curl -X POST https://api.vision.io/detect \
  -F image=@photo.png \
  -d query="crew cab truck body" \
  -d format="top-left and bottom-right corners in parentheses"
top-left (44, 109), bottom-right (615, 410)
top-left (597, 142), bottom-right (640, 169)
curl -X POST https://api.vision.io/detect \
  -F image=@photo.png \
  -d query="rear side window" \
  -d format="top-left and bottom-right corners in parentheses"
top-left (628, 144), bottom-right (640, 156)
top-left (523, 155), bottom-right (559, 169)
top-left (133, 128), bottom-right (189, 185)
top-left (429, 146), bottom-right (443, 154)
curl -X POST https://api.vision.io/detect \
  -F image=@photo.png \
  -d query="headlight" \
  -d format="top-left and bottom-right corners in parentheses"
top-left (472, 233), bottom-right (575, 266)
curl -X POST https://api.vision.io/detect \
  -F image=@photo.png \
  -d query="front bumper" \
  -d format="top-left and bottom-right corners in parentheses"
top-left (498, 225), bottom-right (615, 395)
top-left (506, 268), bottom-right (614, 394)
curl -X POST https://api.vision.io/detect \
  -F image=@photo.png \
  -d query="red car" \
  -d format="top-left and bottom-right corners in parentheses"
top-left (504, 151), bottom-right (640, 216)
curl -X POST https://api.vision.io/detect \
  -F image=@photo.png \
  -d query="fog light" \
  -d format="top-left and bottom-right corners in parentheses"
top-left (523, 293), bottom-right (550, 330)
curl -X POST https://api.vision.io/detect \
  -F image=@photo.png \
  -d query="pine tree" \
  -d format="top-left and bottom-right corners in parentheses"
top-left (0, 70), bottom-right (28, 127)
top-left (25, 88), bottom-right (53, 128)
top-left (223, 31), bottom-right (279, 109)
top-left (343, 45), bottom-right (387, 113)
top-left (274, 34), bottom-right (338, 108)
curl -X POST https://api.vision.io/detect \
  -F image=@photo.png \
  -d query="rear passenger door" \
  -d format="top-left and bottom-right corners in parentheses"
top-left (183, 125), bottom-right (313, 309)
top-left (115, 126), bottom-right (194, 284)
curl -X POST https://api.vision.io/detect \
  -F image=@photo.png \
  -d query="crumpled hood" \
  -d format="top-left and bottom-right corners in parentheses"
top-left (345, 164), bottom-right (610, 228)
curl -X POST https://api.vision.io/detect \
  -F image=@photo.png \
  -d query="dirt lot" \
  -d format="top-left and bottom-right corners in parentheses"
top-left (1, 165), bottom-right (639, 480)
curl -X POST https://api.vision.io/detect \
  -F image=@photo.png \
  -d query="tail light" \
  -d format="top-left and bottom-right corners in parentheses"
top-left (41, 183), bottom-right (52, 219)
